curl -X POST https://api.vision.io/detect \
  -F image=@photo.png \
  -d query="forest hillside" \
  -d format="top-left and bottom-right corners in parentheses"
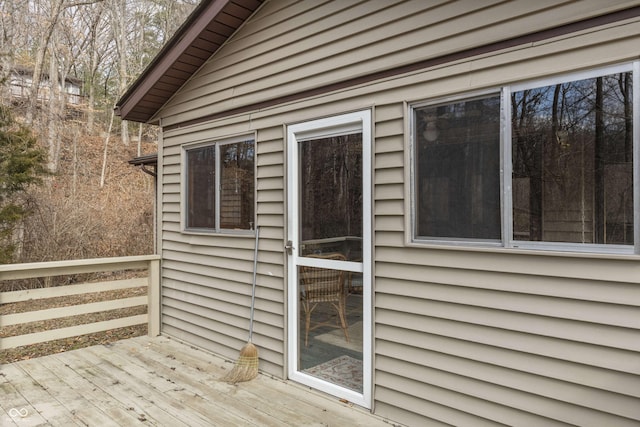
top-left (0, 1), bottom-right (199, 361)
top-left (20, 133), bottom-right (156, 262)
top-left (0, 0), bottom-right (198, 264)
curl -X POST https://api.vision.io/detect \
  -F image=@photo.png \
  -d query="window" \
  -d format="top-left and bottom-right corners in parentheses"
top-left (184, 136), bottom-right (255, 232)
top-left (411, 63), bottom-right (636, 252)
top-left (512, 72), bottom-right (632, 245)
top-left (414, 95), bottom-right (501, 240)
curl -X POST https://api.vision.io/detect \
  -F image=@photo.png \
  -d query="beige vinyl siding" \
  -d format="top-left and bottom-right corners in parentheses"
top-left (154, 0), bottom-right (640, 425)
top-left (158, 122), bottom-right (286, 377)
top-left (373, 91), bottom-right (640, 426)
top-left (158, 0), bottom-right (640, 126)
top-left (369, 17), bottom-right (639, 426)
top-left (366, 39), bottom-right (640, 423)
top-left (374, 256), bottom-right (640, 426)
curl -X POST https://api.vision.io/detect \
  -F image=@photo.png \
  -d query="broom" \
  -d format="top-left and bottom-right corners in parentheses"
top-left (222, 226), bottom-right (260, 383)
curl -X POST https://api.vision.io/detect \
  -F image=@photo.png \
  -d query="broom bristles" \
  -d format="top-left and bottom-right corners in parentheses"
top-left (221, 342), bottom-right (259, 384)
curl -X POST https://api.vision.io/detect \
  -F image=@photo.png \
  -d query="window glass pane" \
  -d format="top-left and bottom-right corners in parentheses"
top-left (220, 140), bottom-right (255, 230)
top-left (512, 72), bottom-right (633, 245)
top-left (186, 145), bottom-right (215, 229)
top-left (414, 95), bottom-right (501, 240)
top-left (299, 133), bottom-right (362, 260)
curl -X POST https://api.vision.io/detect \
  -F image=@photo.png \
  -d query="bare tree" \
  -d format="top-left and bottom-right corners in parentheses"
top-left (82, 1), bottom-right (108, 132)
top-left (108, 0), bottom-right (129, 145)
top-left (0, 1), bottom-right (19, 88)
top-left (0, 0), bottom-right (196, 266)
top-left (25, 0), bottom-right (64, 125)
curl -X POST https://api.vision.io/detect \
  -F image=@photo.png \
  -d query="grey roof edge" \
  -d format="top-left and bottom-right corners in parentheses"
top-left (128, 153), bottom-right (158, 166)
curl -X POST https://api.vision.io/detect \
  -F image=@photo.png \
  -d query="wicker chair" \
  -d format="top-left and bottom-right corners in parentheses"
top-left (300, 253), bottom-right (349, 347)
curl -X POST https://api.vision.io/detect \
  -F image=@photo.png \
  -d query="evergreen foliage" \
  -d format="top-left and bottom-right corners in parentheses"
top-left (0, 105), bottom-right (46, 263)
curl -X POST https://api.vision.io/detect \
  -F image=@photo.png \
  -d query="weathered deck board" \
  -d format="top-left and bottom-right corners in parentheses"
top-left (0, 336), bottom-right (393, 426)
top-left (12, 355), bottom-right (137, 426)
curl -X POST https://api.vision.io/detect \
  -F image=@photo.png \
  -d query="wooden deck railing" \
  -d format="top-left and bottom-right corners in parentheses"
top-left (0, 255), bottom-right (160, 351)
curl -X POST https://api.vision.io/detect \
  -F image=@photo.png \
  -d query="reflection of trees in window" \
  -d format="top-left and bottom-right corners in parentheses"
top-left (220, 141), bottom-right (255, 230)
top-left (187, 145), bottom-right (215, 229)
top-left (414, 95), bottom-right (501, 239)
top-left (512, 72), bottom-right (633, 244)
top-left (300, 134), bottom-right (362, 256)
top-left (186, 139), bottom-right (255, 231)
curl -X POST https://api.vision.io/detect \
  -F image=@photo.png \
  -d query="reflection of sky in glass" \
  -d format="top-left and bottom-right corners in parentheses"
top-left (513, 73), bottom-right (631, 133)
top-left (221, 139), bottom-right (255, 164)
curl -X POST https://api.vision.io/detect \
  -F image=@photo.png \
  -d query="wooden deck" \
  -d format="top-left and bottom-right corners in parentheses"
top-left (1, 336), bottom-right (393, 426)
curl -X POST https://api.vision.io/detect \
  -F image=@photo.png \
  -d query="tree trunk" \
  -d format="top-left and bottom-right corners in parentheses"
top-left (138, 123), bottom-right (143, 156)
top-left (118, 0), bottom-right (129, 146)
top-left (101, 105), bottom-right (116, 188)
top-left (27, 0), bottom-right (64, 125)
top-left (594, 77), bottom-right (605, 243)
top-left (47, 56), bottom-right (60, 173)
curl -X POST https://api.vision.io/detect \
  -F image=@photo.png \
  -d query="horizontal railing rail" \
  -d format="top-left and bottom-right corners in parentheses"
top-left (0, 255), bottom-right (160, 351)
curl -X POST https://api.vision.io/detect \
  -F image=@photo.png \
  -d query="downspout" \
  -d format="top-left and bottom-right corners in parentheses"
top-left (140, 164), bottom-right (157, 178)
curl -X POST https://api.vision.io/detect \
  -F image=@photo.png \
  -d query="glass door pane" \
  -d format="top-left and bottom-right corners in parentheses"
top-left (299, 133), bottom-right (363, 260)
top-left (297, 133), bottom-right (363, 392)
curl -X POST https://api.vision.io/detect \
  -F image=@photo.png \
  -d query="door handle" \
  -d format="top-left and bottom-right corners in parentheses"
top-left (285, 240), bottom-right (295, 255)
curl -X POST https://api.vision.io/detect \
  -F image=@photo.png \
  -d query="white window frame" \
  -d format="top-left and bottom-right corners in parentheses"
top-left (181, 134), bottom-right (256, 234)
top-left (409, 62), bottom-right (639, 254)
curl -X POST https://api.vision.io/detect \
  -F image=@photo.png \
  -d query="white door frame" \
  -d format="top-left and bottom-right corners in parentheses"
top-left (286, 110), bottom-right (372, 408)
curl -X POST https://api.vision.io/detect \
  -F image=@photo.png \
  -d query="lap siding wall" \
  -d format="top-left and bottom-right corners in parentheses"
top-left (154, 1), bottom-right (640, 425)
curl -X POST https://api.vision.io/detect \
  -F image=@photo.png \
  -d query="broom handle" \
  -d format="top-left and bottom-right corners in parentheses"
top-left (248, 226), bottom-right (259, 341)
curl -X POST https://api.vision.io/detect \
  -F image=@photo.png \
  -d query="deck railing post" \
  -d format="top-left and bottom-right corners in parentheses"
top-left (148, 258), bottom-right (161, 337)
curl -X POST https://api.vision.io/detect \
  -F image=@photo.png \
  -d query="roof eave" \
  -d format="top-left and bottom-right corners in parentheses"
top-left (116, 0), bottom-right (257, 124)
